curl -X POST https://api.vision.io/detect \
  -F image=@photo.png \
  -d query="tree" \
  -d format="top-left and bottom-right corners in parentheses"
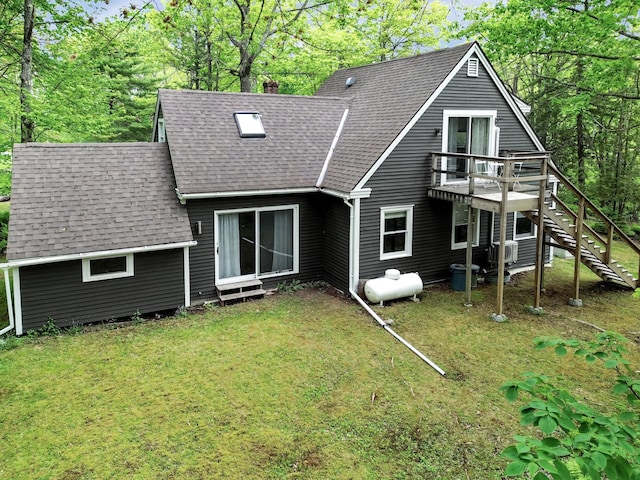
top-left (462, 0), bottom-right (640, 219)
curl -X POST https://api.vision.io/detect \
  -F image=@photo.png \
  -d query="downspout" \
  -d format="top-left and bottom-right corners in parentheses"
top-left (344, 197), bottom-right (445, 376)
top-left (0, 264), bottom-right (15, 336)
top-left (349, 288), bottom-right (446, 376)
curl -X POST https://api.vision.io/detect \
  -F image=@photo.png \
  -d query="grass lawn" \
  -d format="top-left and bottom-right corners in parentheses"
top-left (0, 257), bottom-right (638, 479)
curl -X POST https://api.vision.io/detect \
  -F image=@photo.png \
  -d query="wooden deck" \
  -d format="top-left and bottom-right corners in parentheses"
top-left (427, 182), bottom-right (543, 213)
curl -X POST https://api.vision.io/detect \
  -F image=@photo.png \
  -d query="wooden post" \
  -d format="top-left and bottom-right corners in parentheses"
top-left (605, 224), bottom-right (613, 265)
top-left (465, 157), bottom-right (476, 306)
top-left (533, 156), bottom-right (548, 309)
top-left (571, 197), bottom-right (585, 306)
top-left (495, 166), bottom-right (509, 319)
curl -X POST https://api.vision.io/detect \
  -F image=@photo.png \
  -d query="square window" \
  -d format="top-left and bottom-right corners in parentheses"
top-left (82, 254), bottom-right (134, 282)
top-left (234, 112), bottom-right (266, 138)
top-left (380, 207), bottom-right (413, 260)
top-left (515, 211), bottom-right (536, 239)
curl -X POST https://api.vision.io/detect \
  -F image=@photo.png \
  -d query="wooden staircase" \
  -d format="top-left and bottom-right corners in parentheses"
top-left (524, 164), bottom-right (640, 290)
top-left (216, 279), bottom-right (266, 306)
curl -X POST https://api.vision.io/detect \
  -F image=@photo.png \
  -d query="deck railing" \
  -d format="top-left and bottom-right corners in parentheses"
top-left (430, 151), bottom-right (550, 193)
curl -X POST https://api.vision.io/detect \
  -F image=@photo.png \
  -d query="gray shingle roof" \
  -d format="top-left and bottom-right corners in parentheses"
top-left (315, 42), bottom-right (474, 192)
top-left (7, 143), bottom-right (193, 261)
top-left (159, 90), bottom-right (349, 195)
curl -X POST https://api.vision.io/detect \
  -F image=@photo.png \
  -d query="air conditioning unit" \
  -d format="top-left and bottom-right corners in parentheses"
top-left (493, 240), bottom-right (519, 264)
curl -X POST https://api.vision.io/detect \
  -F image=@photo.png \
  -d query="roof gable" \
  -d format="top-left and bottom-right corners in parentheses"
top-left (315, 43), bottom-right (475, 192)
top-left (158, 90), bottom-right (349, 195)
top-left (7, 143), bottom-right (193, 261)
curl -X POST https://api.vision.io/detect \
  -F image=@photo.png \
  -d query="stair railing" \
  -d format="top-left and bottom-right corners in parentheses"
top-left (547, 163), bottom-right (640, 286)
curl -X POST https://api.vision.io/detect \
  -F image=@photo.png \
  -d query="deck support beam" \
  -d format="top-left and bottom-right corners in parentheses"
top-left (571, 197), bottom-right (585, 306)
top-left (493, 174), bottom-right (509, 321)
top-left (533, 158), bottom-right (548, 309)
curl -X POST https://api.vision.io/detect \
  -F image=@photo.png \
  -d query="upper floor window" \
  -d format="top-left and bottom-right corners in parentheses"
top-left (442, 110), bottom-right (497, 184)
top-left (380, 206), bottom-right (413, 260)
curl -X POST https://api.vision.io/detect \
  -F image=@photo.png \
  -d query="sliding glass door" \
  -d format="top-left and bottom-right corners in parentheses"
top-left (215, 206), bottom-right (298, 284)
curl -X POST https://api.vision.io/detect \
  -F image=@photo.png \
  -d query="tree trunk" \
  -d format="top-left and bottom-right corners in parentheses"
top-left (20, 0), bottom-right (35, 143)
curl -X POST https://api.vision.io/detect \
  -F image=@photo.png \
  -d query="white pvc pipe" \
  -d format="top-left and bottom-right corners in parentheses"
top-left (0, 266), bottom-right (14, 336)
top-left (350, 289), bottom-right (446, 376)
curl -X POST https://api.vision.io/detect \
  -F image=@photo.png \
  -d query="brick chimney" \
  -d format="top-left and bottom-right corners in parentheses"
top-left (263, 80), bottom-right (279, 94)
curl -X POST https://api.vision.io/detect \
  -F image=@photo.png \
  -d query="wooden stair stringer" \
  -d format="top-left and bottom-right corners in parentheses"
top-left (524, 206), bottom-right (637, 289)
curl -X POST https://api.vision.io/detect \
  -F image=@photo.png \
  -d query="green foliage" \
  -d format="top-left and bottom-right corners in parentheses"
top-left (501, 332), bottom-right (640, 479)
top-left (37, 317), bottom-right (61, 337)
top-left (276, 279), bottom-right (304, 293)
top-left (0, 206), bottom-right (9, 252)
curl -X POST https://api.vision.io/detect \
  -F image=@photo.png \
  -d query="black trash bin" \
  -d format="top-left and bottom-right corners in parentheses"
top-left (450, 264), bottom-right (479, 291)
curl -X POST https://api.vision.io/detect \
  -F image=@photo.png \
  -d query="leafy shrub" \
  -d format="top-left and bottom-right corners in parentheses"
top-left (276, 279), bottom-right (304, 293)
top-left (501, 332), bottom-right (639, 479)
top-left (0, 208), bottom-right (8, 252)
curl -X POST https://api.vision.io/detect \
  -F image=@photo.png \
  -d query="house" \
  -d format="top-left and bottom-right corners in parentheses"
top-left (4, 42), bottom-right (636, 335)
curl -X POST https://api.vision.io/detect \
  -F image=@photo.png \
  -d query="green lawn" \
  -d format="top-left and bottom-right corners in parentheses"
top-left (0, 258), bottom-right (638, 479)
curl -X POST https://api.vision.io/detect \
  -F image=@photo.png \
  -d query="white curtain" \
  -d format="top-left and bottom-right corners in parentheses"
top-left (271, 210), bottom-right (293, 272)
top-left (218, 213), bottom-right (241, 279)
top-left (470, 117), bottom-right (489, 155)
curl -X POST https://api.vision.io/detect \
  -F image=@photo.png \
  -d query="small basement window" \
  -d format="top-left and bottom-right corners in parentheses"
top-left (234, 112), bottom-right (266, 138)
top-left (82, 254), bottom-right (134, 282)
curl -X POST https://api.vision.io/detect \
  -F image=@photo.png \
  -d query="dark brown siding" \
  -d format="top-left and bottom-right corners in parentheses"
top-left (185, 193), bottom-right (326, 302)
top-left (19, 249), bottom-right (185, 331)
top-left (361, 55), bottom-right (541, 283)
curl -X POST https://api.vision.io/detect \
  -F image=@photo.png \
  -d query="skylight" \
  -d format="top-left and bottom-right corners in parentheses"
top-left (234, 112), bottom-right (266, 138)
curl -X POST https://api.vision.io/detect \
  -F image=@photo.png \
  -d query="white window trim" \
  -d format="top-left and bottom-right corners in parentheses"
top-left (441, 109), bottom-right (498, 186)
top-left (157, 118), bottom-right (166, 142)
top-left (514, 211), bottom-right (537, 240)
top-left (451, 204), bottom-right (480, 250)
top-left (379, 205), bottom-right (414, 261)
top-left (467, 58), bottom-right (479, 77)
top-left (214, 204), bottom-right (299, 285)
top-left (82, 254), bottom-right (134, 282)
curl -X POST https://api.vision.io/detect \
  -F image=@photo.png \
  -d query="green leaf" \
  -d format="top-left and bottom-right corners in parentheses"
top-left (505, 385), bottom-right (519, 402)
top-left (541, 437), bottom-right (560, 447)
top-left (505, 460), bottom-right (529, 476)
top-left (613, 382), bottom-right (629, 395)
top-left (551, 460), bottom-right (574, 480)
top-left (538, 415), bottom-right (558, 435)
top-left (555, 345), bottom-right (567, 356)
top-left (591, 451), bottom-right (608, 469)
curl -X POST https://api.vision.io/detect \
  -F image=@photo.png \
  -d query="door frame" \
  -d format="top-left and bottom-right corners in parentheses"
top-left (214, 204), bottom-right (300, 286)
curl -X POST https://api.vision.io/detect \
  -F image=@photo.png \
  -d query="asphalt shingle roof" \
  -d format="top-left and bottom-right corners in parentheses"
top-left (7, 142), bottom-right (193, 261)
top-left (315, 42), bottom-right (473, 192)
top-left (159, 90), bottom-right (349, 195)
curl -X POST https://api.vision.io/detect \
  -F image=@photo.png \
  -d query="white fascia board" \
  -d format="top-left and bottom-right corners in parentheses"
top-left (473, 44), bottom-right (545, 151)
top-left (353, 48), bottom-right (476, 191)
top-left (316, 109), bottom-right (350, 188)
top-left (176, 187), bottom-right (317, 203)
top-left (151, 94), bottom-right (162, 142)
top-left (6, 241), bottom-right (198, 269)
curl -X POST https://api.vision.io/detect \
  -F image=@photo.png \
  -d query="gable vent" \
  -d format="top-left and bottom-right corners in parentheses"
top-left (467, 58), bottom-right (479, 77)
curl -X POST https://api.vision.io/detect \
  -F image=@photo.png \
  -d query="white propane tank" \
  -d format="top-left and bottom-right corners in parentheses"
top-left (364, 270), bottom-right (423, 305)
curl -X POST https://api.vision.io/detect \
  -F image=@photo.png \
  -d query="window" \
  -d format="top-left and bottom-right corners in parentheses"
top-left (380, 206), bottom-right (413, 260)
top-left (82, 254), bottom-right (134, 282)
top-left (452, 202), bottom-right (479, 249)
top-left (216, 206), bottom-right (298, 282)
top-left (442, 110), bottom-right (497, 184)
top-left (467, 58), bottom-right (479, 77)
top-left (514, 211), bottom-right (536, 239)
top-left (234, 112), bottom-right (266, 138)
